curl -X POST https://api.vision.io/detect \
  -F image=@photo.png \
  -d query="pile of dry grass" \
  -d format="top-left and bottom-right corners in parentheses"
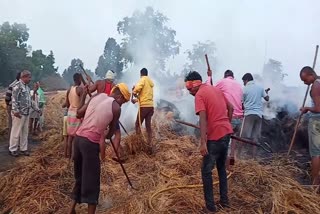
top-left (0, 100), bottom-right (8, 136)
top-left (0, 93), bottom-right (319, 214)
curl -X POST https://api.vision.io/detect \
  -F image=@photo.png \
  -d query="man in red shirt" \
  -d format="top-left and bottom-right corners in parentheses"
top-left (185, 71), bottom-right (233, 213)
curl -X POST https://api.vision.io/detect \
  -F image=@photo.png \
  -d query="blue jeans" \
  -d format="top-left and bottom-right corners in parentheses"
top-left (201, 135), bottom-right (230, 211)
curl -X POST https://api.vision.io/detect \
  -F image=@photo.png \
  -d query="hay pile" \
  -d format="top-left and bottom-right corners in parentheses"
top-left (0, 93), bottom-right (319, 214)
top-left (0, 100), bottom-right (8, 136)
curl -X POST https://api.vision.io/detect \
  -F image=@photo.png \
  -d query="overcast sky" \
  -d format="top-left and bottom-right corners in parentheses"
top-left (1, 0), bottom-right (319, 86)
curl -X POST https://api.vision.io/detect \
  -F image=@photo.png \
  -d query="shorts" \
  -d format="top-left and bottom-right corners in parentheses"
top-left (308, 118), bottom-right (320, 157)
top-left (231, 118), bottom-right (242, 135)
top-left (72, 136), bottom-right (100, 204)
top-left (63, 116), bottom-right (68, 136)
top-left (241, 114), bottom-right (262, 141)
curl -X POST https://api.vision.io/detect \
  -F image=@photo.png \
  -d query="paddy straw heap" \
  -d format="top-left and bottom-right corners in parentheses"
top-left (0, 92), bottom-right (319, 214)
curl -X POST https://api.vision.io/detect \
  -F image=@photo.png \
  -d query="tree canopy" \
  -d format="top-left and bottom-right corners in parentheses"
top-left (263, 59), bottom-right (287, 85)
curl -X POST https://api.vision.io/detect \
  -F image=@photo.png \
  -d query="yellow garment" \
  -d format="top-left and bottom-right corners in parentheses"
top-left (111, 83), bottom-right (131, 102)
top-left (133, 76), bottom-right (154, 107)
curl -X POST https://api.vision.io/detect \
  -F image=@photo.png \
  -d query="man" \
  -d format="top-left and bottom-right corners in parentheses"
top-left (68, 83), bottom-right (130, 214)
top-left (87, 70), bottom-right (123, 161)
top-left (9, 70), bottom-right (32, 157)
top-left (132, 68), bottom-right (155, 154)
top-left (5, 72), bottom-right (21, 137)
top-left (185, 71), bottom-right (233, 213)
top-left (209, 70), bottom-right (243, 168)
top-left (241, 73), bottom-right (269, 158)
top-left (37, 82), bottom-right (46, 131)
top-left (29, 83), bottom-right (41, 135)
top-left (300, 66), bottom-right (320, 186)
top-left (65, 73), bottom-right (84, 158)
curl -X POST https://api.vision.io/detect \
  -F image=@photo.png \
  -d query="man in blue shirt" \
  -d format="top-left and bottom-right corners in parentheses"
top-left (240, 73), bottom-right (269, 158)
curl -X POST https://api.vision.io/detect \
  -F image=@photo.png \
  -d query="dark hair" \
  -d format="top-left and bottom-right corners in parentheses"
top-left (16, 72), bottom-right (21, 81)
top-left (73, 73), bottom-right (82, 83)
top-left (140, 68), bottom-right (148, 76)
top-left (184, 71), bottom-right (202, 82)
top-left (300, 66), bottom-right (315, 76)
top-left (242, 73), bottom-right (254, 81)
top-left (224, 70), bottom-right (234, 78)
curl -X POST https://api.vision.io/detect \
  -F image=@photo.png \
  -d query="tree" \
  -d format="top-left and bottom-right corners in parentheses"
top-left (263, 59), bottom-right (287, 85)
top-left (0, 22), bottom-right (30, 85)
top-left (62, 59), bottom-right (93, 85)
top-left (184, 41), bottom-right (217, 77)
top-left (95, 38), bottom-right (123, 78)
top-left (117, 7), bottom-right (181, 71)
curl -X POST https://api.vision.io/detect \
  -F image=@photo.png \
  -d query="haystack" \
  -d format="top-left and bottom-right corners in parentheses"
top-left (0, 93), bottom-right (319, 214)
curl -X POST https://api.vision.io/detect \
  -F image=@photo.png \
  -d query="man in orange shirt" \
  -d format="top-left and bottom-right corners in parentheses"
top-left (185, 71), bottom-right (233, 213)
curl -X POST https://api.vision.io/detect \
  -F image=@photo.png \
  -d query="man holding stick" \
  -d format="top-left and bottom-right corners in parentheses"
top-left (185, 71), bottom-right (233, 213)
top-left (207, 69), bottom-right (243, 168)
top-left (69, 83), bottom-right (131, 214)
top-left (300, 66), bottom-right (320, 186)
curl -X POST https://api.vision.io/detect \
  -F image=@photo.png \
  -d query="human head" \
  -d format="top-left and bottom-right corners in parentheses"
top-left (73, 73), bottom-right (82, 86)
top-left (20, 70), bottom-right (31, 84)
top-left (105, 70), bottom-right (115, 81)
top-left (242, 73), bottom-right (254, 86)
top-left (140, 68), bottom-right (148, 76)
top-left (16, 72), bottom-right (21, 81)
top-left (110, 83), bottom-right (131, 106)
top-left (224, 70), bottom-right (234, 78)
top-left (184, 71), bottom-right (202, 96)
top-left (300, 66), bottom-right (317, 85)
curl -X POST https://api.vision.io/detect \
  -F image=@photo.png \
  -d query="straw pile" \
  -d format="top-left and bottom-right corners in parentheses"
top-left (0, 92), bottom-right (319, 214)
top-left (0, 100), bottom-right (8, 137)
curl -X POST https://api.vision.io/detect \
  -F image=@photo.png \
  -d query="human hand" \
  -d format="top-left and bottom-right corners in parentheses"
top-left (13, 112), bottom-right (21, 119)
top-left (199, 143), bottom-right (208, 156)
top-left (207, 69), bottom-right (212, 77)
top-left (300, 107), bottom-right (309, 114)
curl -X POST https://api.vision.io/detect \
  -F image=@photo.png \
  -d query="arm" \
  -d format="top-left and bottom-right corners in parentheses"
top-left (133, 78), bottom-right (145, 96)
top-left (63, 89), bottom-right (70, 109)
top-left (100, 101), bottom-right (121, 161)
top-left (303, 82), bottom-right (320, 113)
top-left (205, 76), bottom-right (212, 86)
top-left (263, 88), bottom-right (269, 101)
top-left (11, 84), bottom-right (21, 118)
top-left (226, 101), bottom-right (234, 122)
top-left (88, 80), bottom-right (98, 93)
top-left (199, 111), bottom-right (208, 156)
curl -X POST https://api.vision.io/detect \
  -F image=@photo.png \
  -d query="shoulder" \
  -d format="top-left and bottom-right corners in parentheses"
top-left (12, 81), bottom-right (21, 90)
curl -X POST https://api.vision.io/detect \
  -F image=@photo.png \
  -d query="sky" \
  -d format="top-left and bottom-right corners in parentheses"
top-left (1, 0), bottom-right (320, 86)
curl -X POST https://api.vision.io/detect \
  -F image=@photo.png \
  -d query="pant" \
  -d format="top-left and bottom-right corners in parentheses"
top-left (135, 107), bottom-right (154, 143)
top-left (202, 135), bottom-right (230, 211)
top-left (9, 114), bottom-right (29, 152)
top-left (241, 114), bottom-right (262, 141)
top-left (308, 117), bottom-right (320, 157)
top-left (72, 136), bottom-right (100, 205)
top-left (6, 106), bottom-right (12, 136)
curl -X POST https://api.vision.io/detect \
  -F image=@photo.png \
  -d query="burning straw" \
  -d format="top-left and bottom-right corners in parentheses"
top-left (0, 93), bottom-right (319, 214)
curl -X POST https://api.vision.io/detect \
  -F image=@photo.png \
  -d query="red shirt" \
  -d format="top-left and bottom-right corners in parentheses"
top-left (195, 84), bottom-right (233, 141)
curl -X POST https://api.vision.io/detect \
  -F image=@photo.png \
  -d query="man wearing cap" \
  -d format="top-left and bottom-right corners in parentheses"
top-left (9, 70), bottom-right (32, 157)
top-left (69, 83), bottom-right (130, 214)
top-left (88, 70), bottom-right (123, 161)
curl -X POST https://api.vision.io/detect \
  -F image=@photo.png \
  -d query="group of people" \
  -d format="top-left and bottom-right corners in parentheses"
top-left (61, 68), bottom-right (154, 213)
top-left (5, 70), bottom-right (45, 157)
top-left (187, 66), bottom-right (320, 213)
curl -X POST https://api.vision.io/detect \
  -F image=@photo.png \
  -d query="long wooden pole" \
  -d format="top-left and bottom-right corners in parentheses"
top-left (287, 45), bottom-right (319, 155)
top-left (205, 54), bottom-right (213, 85)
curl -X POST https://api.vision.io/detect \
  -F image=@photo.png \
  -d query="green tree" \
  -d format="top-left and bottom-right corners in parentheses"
top-left (117, 7), bottom-right (181, 71)
top-left (0, 22), bottom-right (30, 85)
top-left (62, 59), bottom-right (94, 85)
top-left (184, 41), bottom-right (216, 77)
top-left (263, 59), bottom-right (287, 84)
top-left (95, 37), bottom-right (123, 78)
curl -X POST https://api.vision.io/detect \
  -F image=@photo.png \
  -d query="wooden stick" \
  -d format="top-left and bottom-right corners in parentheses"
top-left (287, 45), bottom-right (319, 156)
top-left (205, 54), bottom-right (213, 85)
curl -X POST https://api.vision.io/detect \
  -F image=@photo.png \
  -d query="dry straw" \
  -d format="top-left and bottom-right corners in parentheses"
top-left (0, 93), bottom-right (319, 214)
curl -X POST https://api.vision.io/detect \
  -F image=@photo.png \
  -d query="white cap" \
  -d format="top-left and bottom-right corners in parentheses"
top-left (105, 70), bottom-right (115, 80)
